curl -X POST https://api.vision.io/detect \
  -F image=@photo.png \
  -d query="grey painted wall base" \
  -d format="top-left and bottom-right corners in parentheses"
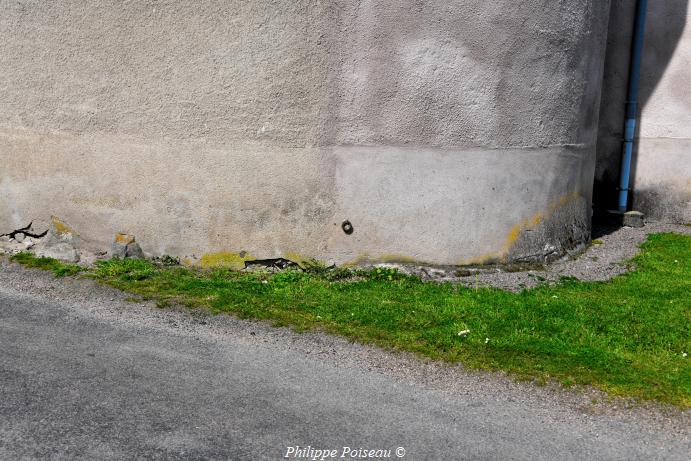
top-left (0, 128), bottom-right (593, 266)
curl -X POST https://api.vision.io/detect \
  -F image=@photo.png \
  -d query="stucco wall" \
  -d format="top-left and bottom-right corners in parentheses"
top-left (0, 0), bottom-right (611, 265)
top-left (596, 0), bottom-right (691, 222)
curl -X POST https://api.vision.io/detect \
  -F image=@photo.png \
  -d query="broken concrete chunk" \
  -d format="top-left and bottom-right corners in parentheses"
top-left (110, 244), bottom-right (127, 258)
top-left (35, 216), bottom-right (80, 262)
top-left (125, 242), bottom-right (144, 259)
top-left (110, 233), bottom-right (144, 259)
top-left (114, 233), bottom-right (136, 246)
top-left (45, 216), bottom-right (77, 246)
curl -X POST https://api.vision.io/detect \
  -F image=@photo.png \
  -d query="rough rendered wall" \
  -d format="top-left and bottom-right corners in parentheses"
top-left (596, 0), bottom-right (691, 222)
top-left (0, 1), bottom-right (611, 265)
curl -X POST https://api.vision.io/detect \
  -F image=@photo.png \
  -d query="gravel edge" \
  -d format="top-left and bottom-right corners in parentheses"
top-left (377, 222), bottom-right (691, 290)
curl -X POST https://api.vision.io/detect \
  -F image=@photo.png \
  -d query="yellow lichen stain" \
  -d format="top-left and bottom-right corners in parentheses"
top-left (70, 195), bottom-right (133, 210)
top-left (501, 191), bottom-right (582, 256)
top-left (343, 253), bottom-right (427, 267)
top-left (341, 254), bottom-right (369, 267)
top-left (379, 254), bottom-right (422, 264)
top-left (51, 216), bottom-right (74, 236)
top-left (456, 252), bottom-right (503, 266)
top-left (199, 252), bottom-right (255, 270)
top-left (115, 233), bottom-right (135, 245)
top-left (283, 251), bottom-right (310, 269)
top-left (530, 212), bottom-right (544, 227)
top-left (505, 224), bottom-right (522, 248)
top-left (456, 191), bottom-right (583, 266)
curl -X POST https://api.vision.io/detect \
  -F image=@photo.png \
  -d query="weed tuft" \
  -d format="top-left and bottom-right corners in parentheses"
top-left (154, 254), bottom-right (180, 267)
top-left (10, 252), bottom-right (83, 277)
top-left (94, 258), bottom-right (157, 281)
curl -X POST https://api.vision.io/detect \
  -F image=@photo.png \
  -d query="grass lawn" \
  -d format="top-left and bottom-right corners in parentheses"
top-left (9, 233), bottom-right (691, 407)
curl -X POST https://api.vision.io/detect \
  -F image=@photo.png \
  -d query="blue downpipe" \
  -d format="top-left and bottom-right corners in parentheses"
top-left (618, 0), bottom-right (649, 211)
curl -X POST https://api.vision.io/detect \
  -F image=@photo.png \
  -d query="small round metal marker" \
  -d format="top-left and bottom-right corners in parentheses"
top-left (341, 220), bottom-right (354, 235)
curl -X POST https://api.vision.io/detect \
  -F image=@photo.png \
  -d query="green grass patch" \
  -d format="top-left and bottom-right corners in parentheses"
top-left (10, 252), bottom-right (83, 277)
top-left (8, 234), bottom-right (691, 407)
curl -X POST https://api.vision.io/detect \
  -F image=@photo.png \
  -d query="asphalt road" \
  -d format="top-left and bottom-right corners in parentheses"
top-left (0, 264), bottom-right (688, 460)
